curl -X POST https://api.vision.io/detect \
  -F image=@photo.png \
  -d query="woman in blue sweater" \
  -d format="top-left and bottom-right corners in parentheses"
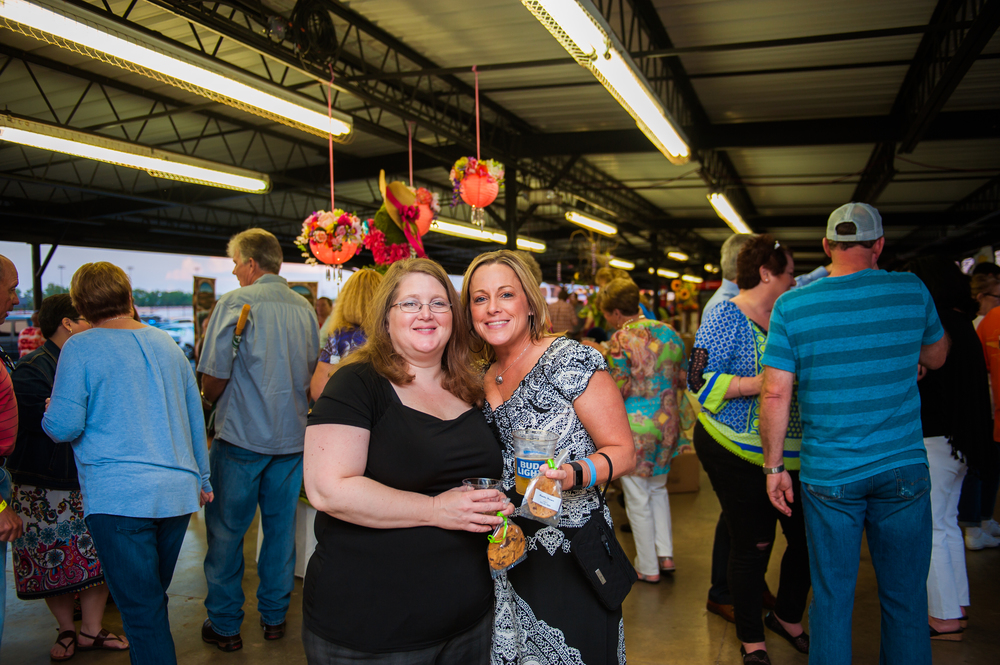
top-left (43, 262), bottom-right (213, 665)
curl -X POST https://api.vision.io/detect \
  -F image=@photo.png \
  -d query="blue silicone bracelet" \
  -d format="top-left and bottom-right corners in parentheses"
top-left (582, 457), bottom-right (598, 489)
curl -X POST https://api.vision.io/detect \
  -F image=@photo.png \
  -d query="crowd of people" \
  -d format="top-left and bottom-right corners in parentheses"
top-left (0, 200), bottom-right (998, 665)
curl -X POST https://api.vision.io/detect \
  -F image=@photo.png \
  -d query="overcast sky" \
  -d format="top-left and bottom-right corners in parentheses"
top-left (0, 240), bottom-right (352, 301)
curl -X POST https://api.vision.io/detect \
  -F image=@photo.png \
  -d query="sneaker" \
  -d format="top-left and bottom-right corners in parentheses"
top-left (965, 527), bottom-right (1000, 550)
top-left (982, 519), bottom-right (1000, 538)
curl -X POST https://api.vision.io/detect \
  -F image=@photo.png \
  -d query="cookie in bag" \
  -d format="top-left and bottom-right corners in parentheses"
top-left (526, 476), bottom-right (561, 519)
top-left (488, 519), bottom-right (526, 571)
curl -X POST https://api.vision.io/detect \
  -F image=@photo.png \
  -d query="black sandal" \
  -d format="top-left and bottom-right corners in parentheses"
top-left (50, 630), bottom-right (76, 662)
top-left (77, 628), bottom-right (129, 651)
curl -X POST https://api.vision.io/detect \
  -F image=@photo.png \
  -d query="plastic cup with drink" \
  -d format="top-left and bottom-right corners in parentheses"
top-left (512, 429), bottom-right (559, 495)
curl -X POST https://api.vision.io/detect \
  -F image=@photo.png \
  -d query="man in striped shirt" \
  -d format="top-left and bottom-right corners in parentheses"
top-left (758, 204), bottom-right (949, 665)
top-left (0, 253), bottom-right (25, 645)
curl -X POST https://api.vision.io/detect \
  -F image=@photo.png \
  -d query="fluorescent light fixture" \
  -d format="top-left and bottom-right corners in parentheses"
top-left (708, 192), bottom-right (753, 234)
top-left (522, 0), bottom-right (689, 164)
top-left (667, 251), bottom-right (689, 262)
top-left (0, 0), bottom-right (352, 139)
top-left (565, 211), bottom-right (618, 236)
top-left (682, 275), bottom-right (703, 284)
top-left (608, 258), bottom-right (634, 270)
top-left (704, 263), bottom-right (719, 273)
top-left (0, 113), bottom-right (270, 192)
top-left (430, 218), bottom-right (547, 253)
top-left (657, 268), bottom-right (679, 279)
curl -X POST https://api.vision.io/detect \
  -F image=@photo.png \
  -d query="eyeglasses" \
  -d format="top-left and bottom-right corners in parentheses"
top-left (393, 300), bottom-right (452, 314)
top-left (984, 292), bottom-right (1000, 301)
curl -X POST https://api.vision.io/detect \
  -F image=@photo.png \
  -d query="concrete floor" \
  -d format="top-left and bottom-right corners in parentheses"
top-left (2, 467), bottom-right (998, 664)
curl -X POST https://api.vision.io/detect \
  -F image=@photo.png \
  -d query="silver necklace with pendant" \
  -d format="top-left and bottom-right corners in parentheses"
top-left (495, 341), bottom-right (532, 385)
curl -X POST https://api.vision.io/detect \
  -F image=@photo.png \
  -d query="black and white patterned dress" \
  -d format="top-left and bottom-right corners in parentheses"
top-left (485, 337), bottom-right (626, 665)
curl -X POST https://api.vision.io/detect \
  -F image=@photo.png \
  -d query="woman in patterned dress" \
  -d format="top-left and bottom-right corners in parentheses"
top-left (600, 278), bottom-right (689, 583)
top-left (462, 250), bottom-right (635, 665)
top-left (8, 294), bottom-right (128, 660)
top-left (688, 235), bottom-right (810, 665)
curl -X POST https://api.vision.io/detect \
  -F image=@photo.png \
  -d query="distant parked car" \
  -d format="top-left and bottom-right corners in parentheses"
top-left (158, 321), bottom-right (196, 359)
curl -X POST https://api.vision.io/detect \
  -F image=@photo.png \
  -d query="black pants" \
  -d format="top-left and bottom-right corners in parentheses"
top-left (694, 422), bottom-right (811, 643)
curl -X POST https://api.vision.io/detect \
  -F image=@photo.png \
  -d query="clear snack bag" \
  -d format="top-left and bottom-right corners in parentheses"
top-left (519, 449), bottom-right (569, 527)
top-left (487, 512), bottom-right (527, 578)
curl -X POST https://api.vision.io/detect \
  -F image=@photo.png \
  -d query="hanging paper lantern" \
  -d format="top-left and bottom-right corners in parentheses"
top-left (295, 210), bottom-right (366, 268)
top-left (413, 187), bottom-right (440, 236)
top-left (310, 240), bottom-right (359, 266)
top-left (449, 156), bottom-right (504, 227)
top-left (459, 173), bottom-right (499, 209)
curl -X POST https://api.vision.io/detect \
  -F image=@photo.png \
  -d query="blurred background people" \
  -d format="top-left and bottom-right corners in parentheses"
top-left (43, 262), bottom-right (213, 665)
top-left (303, 258), bottom-right (508, 664)
top-left (310, 269), bottom-right (382, 402)
top-left (601, 278), bottom-right (688, 582)
top-left (17, 311), bottom-right (43, 358)
top-left (547, 286), bottom-right (578, 336)
top-left (963, 267), bottom-right (1000, 549)
top-left (906, 256), bottom-right (993, 640)
top-left (7, 294), bottom-right (126, 660)
top-left (315, 296), bottom-right (333, 349)
top-left (689, 235), bottom-right (810, 663)
top-left (463, 250), bottom-right (635, 665)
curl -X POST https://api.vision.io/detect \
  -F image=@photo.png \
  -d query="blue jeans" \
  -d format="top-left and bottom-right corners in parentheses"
top-left (0, 468), bottom-right (10, 645)
top-left (802, 463), bottom-right (931, 665)
top-left (204, 439), bottom-right (303, 636)
top-left (85, 513), bottom-right (192, 665)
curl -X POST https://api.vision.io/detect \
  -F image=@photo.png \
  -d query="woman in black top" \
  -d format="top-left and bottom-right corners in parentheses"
top-left (906, 256), bottom-right (994, 640)
top-left (303, 258), bottom-right (511, 664)
top-left (8, 294), bottom-right (129, 659)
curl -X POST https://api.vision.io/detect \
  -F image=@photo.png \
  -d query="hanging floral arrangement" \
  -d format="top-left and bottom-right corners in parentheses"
top-left (295, 209), bottom-right (367, 267)
top-left (449, 156), bottom-right (504, 226)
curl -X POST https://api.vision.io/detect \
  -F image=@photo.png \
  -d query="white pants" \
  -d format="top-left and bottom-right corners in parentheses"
top-left (621, 474), bottom-right (673, 576)
top-left (924, 436), bottom-right (970, 619)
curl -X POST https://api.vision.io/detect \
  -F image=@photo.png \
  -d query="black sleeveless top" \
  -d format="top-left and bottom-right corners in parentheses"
top-left (304, 362), bottom-right (502, 652)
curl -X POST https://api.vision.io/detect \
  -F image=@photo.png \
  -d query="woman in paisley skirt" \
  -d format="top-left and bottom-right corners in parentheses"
top-left (462, 251), bottom-right (635, 665)
top-left (8, 294), bottom-right (128, 660)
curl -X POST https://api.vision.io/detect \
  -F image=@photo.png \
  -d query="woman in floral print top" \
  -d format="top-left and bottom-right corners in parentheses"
top-left (602, 278), bottom-right (689, 583)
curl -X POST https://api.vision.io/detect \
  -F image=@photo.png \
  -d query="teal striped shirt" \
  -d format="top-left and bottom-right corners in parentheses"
top-left (761, 270), bottom-right (943, 486)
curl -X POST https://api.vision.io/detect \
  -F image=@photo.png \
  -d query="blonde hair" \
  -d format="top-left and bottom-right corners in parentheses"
top-left (327, 269), bottom-right (383, 335)
top-left (600, 278), bottom-right (640, 316)
top-left (70, 262), bottom-right (133, 323)
top-left (461, 250), bottom-right (551, 360)
top-left (345, 258), bottom-right (484, 406)
top-left (594, 266), bottom-right (629, 287)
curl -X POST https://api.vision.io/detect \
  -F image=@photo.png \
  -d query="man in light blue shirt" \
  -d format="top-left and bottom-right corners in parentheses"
top-left (198, 229), bottom-right (318, 651)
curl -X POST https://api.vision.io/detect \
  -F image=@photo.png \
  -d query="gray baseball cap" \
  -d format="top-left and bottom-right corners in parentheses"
top-left (827, 202), bottom-right (883, 242)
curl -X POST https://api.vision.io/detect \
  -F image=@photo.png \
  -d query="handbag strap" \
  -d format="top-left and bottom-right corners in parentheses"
top-left (594, 451), bottom-right (613, 508)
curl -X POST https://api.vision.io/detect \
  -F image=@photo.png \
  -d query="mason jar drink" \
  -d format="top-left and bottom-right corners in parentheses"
top-left (512, 429), bottom-right (558, 495)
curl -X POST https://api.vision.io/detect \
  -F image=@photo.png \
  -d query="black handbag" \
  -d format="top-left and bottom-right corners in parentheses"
top-left (571, 452), bottom-right (637, 611)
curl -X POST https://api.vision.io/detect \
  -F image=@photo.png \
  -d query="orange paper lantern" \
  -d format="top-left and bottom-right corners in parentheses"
top-left (310, 240), bottom-right (358, 266)
top-left (460, 173), bottom-right (499, 209)
top-left (415, 204), bottom-right (435, 236)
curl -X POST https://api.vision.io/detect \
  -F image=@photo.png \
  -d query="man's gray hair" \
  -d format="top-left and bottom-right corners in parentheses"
top-left (227, 228), bottom-right (283, 274)
top-left (720, 234), bottom-right (755, 281)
